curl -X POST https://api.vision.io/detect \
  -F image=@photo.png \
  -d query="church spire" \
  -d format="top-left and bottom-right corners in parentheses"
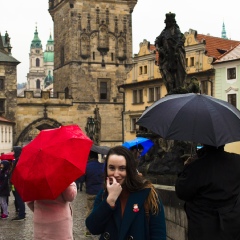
top-left (221, 21), bottom-right (228, 39)
top-left (31, 25), bottom-right (42, 49)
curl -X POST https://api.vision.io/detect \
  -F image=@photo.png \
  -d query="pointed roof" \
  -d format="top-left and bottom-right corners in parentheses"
top-left (214, 43), bottom-right (240, 63)
top-left (221, 22), bottom-right (227, 39)
top-left (196, 34), bottom-right (240, 60)
top-left (47, 33), bottom-right (54, 46)
top-left (31, 26), bottom-right (42, 49)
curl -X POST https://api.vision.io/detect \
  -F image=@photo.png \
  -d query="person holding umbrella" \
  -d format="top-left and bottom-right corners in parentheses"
top-left (86, 146), bottom-right (166, 240)
top-left (27, 182), bottom-right (77, 240)
top-left (175, 144), bottom-right (240, 240)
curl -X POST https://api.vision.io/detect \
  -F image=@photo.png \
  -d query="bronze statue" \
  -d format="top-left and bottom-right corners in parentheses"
top-left (155, 13), bottom-right (187, 94)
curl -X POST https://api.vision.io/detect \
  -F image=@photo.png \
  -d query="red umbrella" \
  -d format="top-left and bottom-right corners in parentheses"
top-left (0, 152), bottom-right (15, 160)
top-left (11, 125), bottom-right (93, 202)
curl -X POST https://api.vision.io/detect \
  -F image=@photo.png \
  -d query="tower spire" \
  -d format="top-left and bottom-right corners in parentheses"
top-left (221, 21), bottom-right (227, 39)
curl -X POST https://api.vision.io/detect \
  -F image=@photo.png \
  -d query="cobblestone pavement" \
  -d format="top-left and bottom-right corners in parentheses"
top-left (0, 190), bottom-right (99, 240)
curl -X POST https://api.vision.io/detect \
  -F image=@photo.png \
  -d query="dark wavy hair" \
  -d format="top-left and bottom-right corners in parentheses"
top-left (103, 146), bottom-right (160, 214)
top-left (104, 146), bottom-right (144, 191)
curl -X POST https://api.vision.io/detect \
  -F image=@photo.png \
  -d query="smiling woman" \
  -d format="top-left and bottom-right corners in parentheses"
top-left (86, 146), bottom-right (167, 240)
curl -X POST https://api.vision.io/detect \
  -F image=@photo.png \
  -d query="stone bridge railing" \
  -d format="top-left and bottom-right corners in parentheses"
top-left (155, 185), bottom-right (188, 240)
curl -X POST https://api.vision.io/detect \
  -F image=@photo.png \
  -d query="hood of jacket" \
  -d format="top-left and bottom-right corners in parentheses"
top-left (1, 160), bottom-right (10, 172)
top-left (13, 146), bottom-right (22, 160)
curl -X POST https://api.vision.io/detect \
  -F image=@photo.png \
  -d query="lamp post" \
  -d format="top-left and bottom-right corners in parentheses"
top-left (85, 116), bottom-right (96, 141)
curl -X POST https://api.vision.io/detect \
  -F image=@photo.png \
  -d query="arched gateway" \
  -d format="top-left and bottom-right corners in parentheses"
top-left (15, 117), bottom-right (61, 146)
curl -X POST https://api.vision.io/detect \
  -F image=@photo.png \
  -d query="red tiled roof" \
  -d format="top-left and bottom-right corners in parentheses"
top-left (0, 116), bottom-right (14, 123)
top-left (196, 34), bottom-right (240, 60)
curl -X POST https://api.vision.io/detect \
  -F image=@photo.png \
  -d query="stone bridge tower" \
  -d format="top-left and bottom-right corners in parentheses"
top-left (14, 0), bottom-right (138, 146)
top-left (48, 0), bottom-right (137, 102)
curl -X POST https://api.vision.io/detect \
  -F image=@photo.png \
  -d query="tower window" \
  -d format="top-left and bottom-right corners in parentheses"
top-left (0, 78), bottom-right (4, 90)
top-left (100, 82), bottom-right (107, 100)
top-left (111, 53), bottom-right (114, 61)
top-left (36, 79), bottom-right (41, 89)
top-left (36, 58), bottom-right (40, 67)
top-left (93, 52), bottom-right (95, 60)
top-left (61, 47), bottom-right (65, 66)
top-left (98, 78), bottom-right (110, 101)
top-left (0, 99), bottom-right (5, 112)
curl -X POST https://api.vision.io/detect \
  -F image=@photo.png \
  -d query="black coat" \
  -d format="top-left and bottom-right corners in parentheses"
top-left (0, 160), bottom-right (10, 197)
top-left (175, 148), bottom-right (240, 240)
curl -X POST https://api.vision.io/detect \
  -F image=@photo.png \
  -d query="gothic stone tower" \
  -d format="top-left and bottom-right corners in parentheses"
top-left (48, 0), bottom-right (137, 144)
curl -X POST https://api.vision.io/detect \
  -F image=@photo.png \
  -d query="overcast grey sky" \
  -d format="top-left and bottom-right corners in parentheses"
top-left (1, 0), bottom-right (240, 83)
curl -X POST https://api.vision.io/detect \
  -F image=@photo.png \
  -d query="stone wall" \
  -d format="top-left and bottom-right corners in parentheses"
top-left (15, 91), bottom-right (123, 146)
top-left (155, 185), bottom-right (188, 240)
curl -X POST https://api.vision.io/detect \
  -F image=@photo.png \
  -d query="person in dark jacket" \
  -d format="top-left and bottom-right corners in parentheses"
top-left (175, 145), bottom-right (240, 240)
top-left (10, 146), bottom-right (26, 221)
top-left (86, 146), bottom-right (166, 240)
top-left (84, 150), bottom-right (104, 236)
top-left (0, 160), bottom-right (10, 219)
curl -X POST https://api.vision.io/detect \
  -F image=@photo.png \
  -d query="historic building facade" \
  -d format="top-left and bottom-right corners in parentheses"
top-left (120, 29), bottom-right (240, 149)
top-left (0, 32), bottom-right (19, 152)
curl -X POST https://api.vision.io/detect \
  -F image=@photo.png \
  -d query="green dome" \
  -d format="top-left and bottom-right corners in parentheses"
top-left (44, 51), bottom-right (54, 62)
top-left (31, 27), bottom-right (42, 49)
top-left (44, 70), bottom-right (54, 88)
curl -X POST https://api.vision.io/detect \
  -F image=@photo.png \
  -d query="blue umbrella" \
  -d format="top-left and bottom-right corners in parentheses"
top-left (122, 137), bottom-right (154, 156)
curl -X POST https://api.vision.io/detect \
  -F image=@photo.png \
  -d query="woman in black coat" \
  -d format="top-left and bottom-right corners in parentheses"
top-left (175, 145), bottom-right (240, 240)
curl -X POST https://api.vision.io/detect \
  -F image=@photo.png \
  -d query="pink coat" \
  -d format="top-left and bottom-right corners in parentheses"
top-left (27, 182), bottom-right (77, 240)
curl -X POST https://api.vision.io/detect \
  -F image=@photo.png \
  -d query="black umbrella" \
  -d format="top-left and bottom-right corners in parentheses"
top-left (91, 145), bottom-right (110, 155)
top-left (136, 93), bottom-right (240, 147)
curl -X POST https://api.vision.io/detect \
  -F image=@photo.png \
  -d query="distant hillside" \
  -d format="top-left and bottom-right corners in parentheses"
top-left (17, 83), bottom-right (27, 89)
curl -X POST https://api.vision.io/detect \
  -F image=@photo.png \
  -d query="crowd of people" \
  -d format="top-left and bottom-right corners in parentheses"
top-left (1, 141), bottom-right (240, 240)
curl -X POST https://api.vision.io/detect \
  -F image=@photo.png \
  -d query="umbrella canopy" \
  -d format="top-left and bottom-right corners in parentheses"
top-left (0, 152), bottom-right (14, 160)
top-left (136, 93), bottom-right (240, 147)
top-left (122, 137), bottom-right (154, 156)
top-left (11, 125), bottom-right (93, 202)
top-left (91, 145), bottom-right (110, 155)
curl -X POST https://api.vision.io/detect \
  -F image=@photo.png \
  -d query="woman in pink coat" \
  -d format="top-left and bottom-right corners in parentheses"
top-left (27, 182), bottom-right (77, 240)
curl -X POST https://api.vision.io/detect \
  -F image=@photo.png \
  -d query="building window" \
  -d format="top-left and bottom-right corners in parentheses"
top-left (139, 66), bottom-right (143, 75)
top-left (98, 79), bottom-right (110, 101)
top-left (0, 78), bottom-right (4, 90)
top-left (111, 53), bottom-right (114, 61)
top-left (155, 87), bottom-right (161, 100)
top-left (93, 52), bottom-right (95, 60)
top-left (36, 79), bottom-right (41, 89)
top-left (100, 82), bottom-right (107, 100)
top-left (144, 66), bottom-right (147, 74)
top-left (201, 81), bottom-right (208, 95)
top-left (36, 58), bottom-right (40, 67)
top-left (227, 67), bottom-right (236, 80)
top-left (148, 87), bottom-right (161, 102)
top-left (186, 58), bottom-right (188, 67)
top-left (132, 89), bottom-right (143, 104)
top-left (148, 88), bottom-right (154, 102)
top-left (9, 127), bottom-right (11, 143)
top-left (228, 94), bottom-right (237, 107)
top-left (36, 50), bottom-right (40, 54)
top-left (61, 47), bottom-right (65, 66)
top-left (190, 57), bottom-right (194, 67)
top-left (130, 117), bottom-right (140, 132)
top-left (0, 99), bottom-right (5, 113)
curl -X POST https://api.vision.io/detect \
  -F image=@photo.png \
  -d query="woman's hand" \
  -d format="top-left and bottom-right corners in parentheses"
top-left (106, 177), bottom-right (122, 207)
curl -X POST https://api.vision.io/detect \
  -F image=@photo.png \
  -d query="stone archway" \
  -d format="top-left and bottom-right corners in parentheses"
top-left (15, 117), bottom-right (61, 146)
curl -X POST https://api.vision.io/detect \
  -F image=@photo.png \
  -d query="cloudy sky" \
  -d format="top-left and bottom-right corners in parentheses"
top-left (1, 0), bottom-right (240, 83)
